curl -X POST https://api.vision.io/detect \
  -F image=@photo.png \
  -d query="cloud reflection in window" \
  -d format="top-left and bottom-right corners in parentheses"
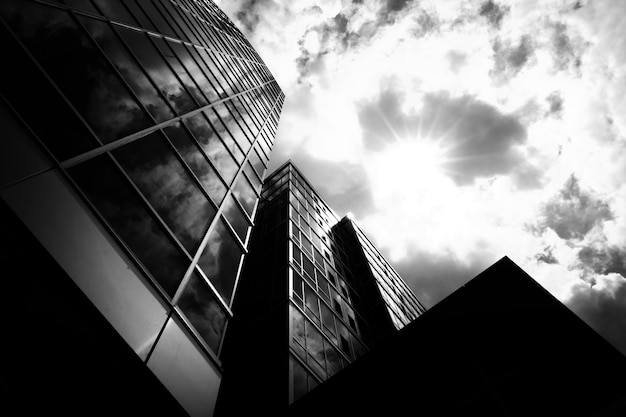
top-left (198, 219), bottom-right (243, 303)
top-left (68, 155), bottom-right (189, 297)
top-left (178, 272), bottom-right (227, 354)
top-left (113, 132), bottom-right (215, 253)
top-left (184, 112), bottom-right (239, 185)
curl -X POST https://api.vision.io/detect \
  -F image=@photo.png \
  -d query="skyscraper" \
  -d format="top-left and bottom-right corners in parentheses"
top-left (1, 1), bottom-right (283, 415)
top-left (215, 161), bottom-right (426, 414)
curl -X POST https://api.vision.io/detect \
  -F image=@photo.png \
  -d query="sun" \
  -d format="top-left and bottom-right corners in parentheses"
top-left (379, 137), bottom-right (448, 184)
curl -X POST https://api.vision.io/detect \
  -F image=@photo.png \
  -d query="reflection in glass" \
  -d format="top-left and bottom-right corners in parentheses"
top-left (290, 305), bottom-right (306, 348)
top-left (325, 343), bottom-right (342, 377)
top-left (1, 2), bottom-right (152, 144)
top-left (204, 107), bottom-right (244, 163)
top-left (184, 112), bottom-right (238, 185)
top-left (178, 272), bottom-right (227, 354)
top-left (81, 16), bottom-right (175, 123)
top-left (244, 163), bottom-right (262, 194)
top-left (92, 0), bottom-right (137, 25)
top-left (233, 174), bottom-right (257, 217)
top-left (154, 37), bottom-right (207, 107)
top-left (164, 122), bottom-right (227, 206)
top-left (222, 196), bottom-right (249, 243)
top-left (305, 321), bottom-right (326, 380)
top-left (171, 42), bottom-right (219, 102)
top-left (198, 219), bottom-right (242, 303)
top-left (113, 131), bottom-right (215, 253)
top-left (118, 26), bottom-right (196, 115)
top-left (218, 100), bottom-right (252, 155)
top-left (68, 155), bottom-right (189, 297)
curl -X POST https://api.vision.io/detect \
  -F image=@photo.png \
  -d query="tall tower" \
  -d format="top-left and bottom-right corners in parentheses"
top-left (216, 161), bottom-right (425, 414)
top-left (1, 1), bottom-right (283, 415)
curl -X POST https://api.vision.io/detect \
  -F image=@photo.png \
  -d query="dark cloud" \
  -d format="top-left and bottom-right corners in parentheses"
top-left (491, 35), bottom-right (534, 82)
top-left (386, 0), bottom-right (411, 13)
top-left (358, 90), bottom-right (538, 186)
top-left (551, 22), bottom-right (582, 72)
top-left (567, 278), bottom-right (626, 356)
top-left (534, 175), bottom-right (613, 240)
top-left (333, 13), bottom-right (348, 33)
top-left (546, 91), bottom-right (564, 118)
top-left (392, 251), bottom-right (491, 308)
top-left (479, 0), bottom-right (510, 29)
top-left (578, 246), bottom-right (626, 278)
top-left (234, 0), bottom-right (267, 33)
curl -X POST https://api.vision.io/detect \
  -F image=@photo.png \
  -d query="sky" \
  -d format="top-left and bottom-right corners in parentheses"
top-left (216, 0), bottom-right (626, 355)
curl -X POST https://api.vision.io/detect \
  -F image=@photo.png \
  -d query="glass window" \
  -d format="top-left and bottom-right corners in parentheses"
top-left (81, 16), bottom-right (175, 123)
top-left (324, 343), bottom-right (342, 377)
top-left (292, 270), bottom-right (303, 300)
top-left (1, 3), bottom-right (152, 145)
top-left (184, 112), bottom-right (238, 185)
top-left (321, 303), bottom-right (336, 340)
top-left (221, 196), bottom-right (249, 244)
top-left (68, 154), bottom-right (189, 297)
top-left (244, 162), bottom-right (262, 194)
top-left (290, 355), bottom-right (308, 403)
top-left (172, 42), bottom-right (219, 102)
top-left (154, 37), bottom-right (207, 106)
top-left (137, 0), bottom-right (177, 38)
top-left (177, 272), bottom-right (227, 354)
top-left (304, 284), bottom-right (319, 320)
top-left (303, 256), bottom-right (315, 282)
top-left (198, 219), bottom-right (242, 303)
top-left (164, 122), bottom-right (227, 206)
top-left (292, 245), bottom-right (302, 268)
top-left (305, 321), bottom-right (326, 380)
top-left (118, 26), bottom-right (196, 115)
top-left (113, 131), bottom-right (215, 253)
top-left (290, 304), bottom-right (306, 348)
top-left (92, 0), bottom-right (137, 25)
top-left (232, 174), bottom-right (257, 217)
top-left (204, 106), bottom-right (244, 163)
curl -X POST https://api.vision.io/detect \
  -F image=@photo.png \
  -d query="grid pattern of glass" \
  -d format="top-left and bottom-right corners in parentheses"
top-left (349, 220), bottom-right (426, 329)
top-left (0, 0), bottom-right (284, 363)
top-left (260, 163), bottom-right (371, 404)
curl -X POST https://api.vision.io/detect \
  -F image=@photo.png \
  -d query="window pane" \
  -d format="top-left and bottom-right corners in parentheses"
top-left (154, 37), bottom-right (207, 106)
top-left (324, 342), bottom-right (342, 377)
top-left (290, 356), bottom-right (308, 403)
top-left (178, 272), bottom-right (227, 354)
top-left (233, 174), bottom-right (257, 217)
top-left (164, 122), bottom-right (227, 206)
top-left (205, 106), bottom-right (244, 163)
top-left (198, 219), bottom-right (242, 303)
top-left (81, 16), bottom-right (175, 123)
top-left (305, 321), bottom-right (326, 380)
top-left (184, 112), bottom-right (238, 185)
top-left (172, 42), bottom-right (219, 102)
top-left (68, 155), bottom-right (188, 297)
top-left (290, 305), bottom-right (306, 348)
top-left (221, 196), bottom-right (249, 243)
top-left (1, 3), bottom-right (151, 145)
top-left (113, 132), bottom-right (215, 253)
top-left (118, 26), bottom-right (196, 115)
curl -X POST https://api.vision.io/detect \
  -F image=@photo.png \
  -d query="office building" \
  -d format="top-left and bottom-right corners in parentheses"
top-left (1, 0), bottom-right (283, 415)
top-left (215, 161), bottom-right (426, 414)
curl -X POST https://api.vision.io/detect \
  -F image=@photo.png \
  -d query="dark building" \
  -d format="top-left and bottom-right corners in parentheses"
top-left (215, 161), bottom-right (426, 414)
top-left (288, 256), bottom-right (626, 416)
top-left (1, 1), bottom-right (283, 415)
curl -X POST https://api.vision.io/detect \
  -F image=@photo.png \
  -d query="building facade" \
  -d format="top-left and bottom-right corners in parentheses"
top-left (215, 161), bottom-right (425, 414)
top-left (1, 1), bottom-right (283, 415)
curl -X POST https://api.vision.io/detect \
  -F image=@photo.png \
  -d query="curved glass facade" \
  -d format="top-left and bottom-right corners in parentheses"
top-left (1, 1), bottom-right (283, 415)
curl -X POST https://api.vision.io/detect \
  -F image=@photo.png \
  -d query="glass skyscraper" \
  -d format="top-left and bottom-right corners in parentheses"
top-left (1, 1), bottom-right (283, 415)
top-left (215, 161), bottom-right (425, 414)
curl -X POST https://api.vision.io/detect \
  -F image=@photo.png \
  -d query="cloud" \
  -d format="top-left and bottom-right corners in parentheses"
top-left (490, 35), bottom-right (534, 83)
top-left (392, 250), bottom-right (490, 308)
top-left (567, 276), bottom-right (626, 355)
top-left (478, 0), bottom-right (509, 29)
top-left (534, 175), bottom-right (613, 240)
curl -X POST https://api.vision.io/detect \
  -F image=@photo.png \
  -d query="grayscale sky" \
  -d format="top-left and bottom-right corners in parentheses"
top-left (217, 0), bottom-right (626, 354)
